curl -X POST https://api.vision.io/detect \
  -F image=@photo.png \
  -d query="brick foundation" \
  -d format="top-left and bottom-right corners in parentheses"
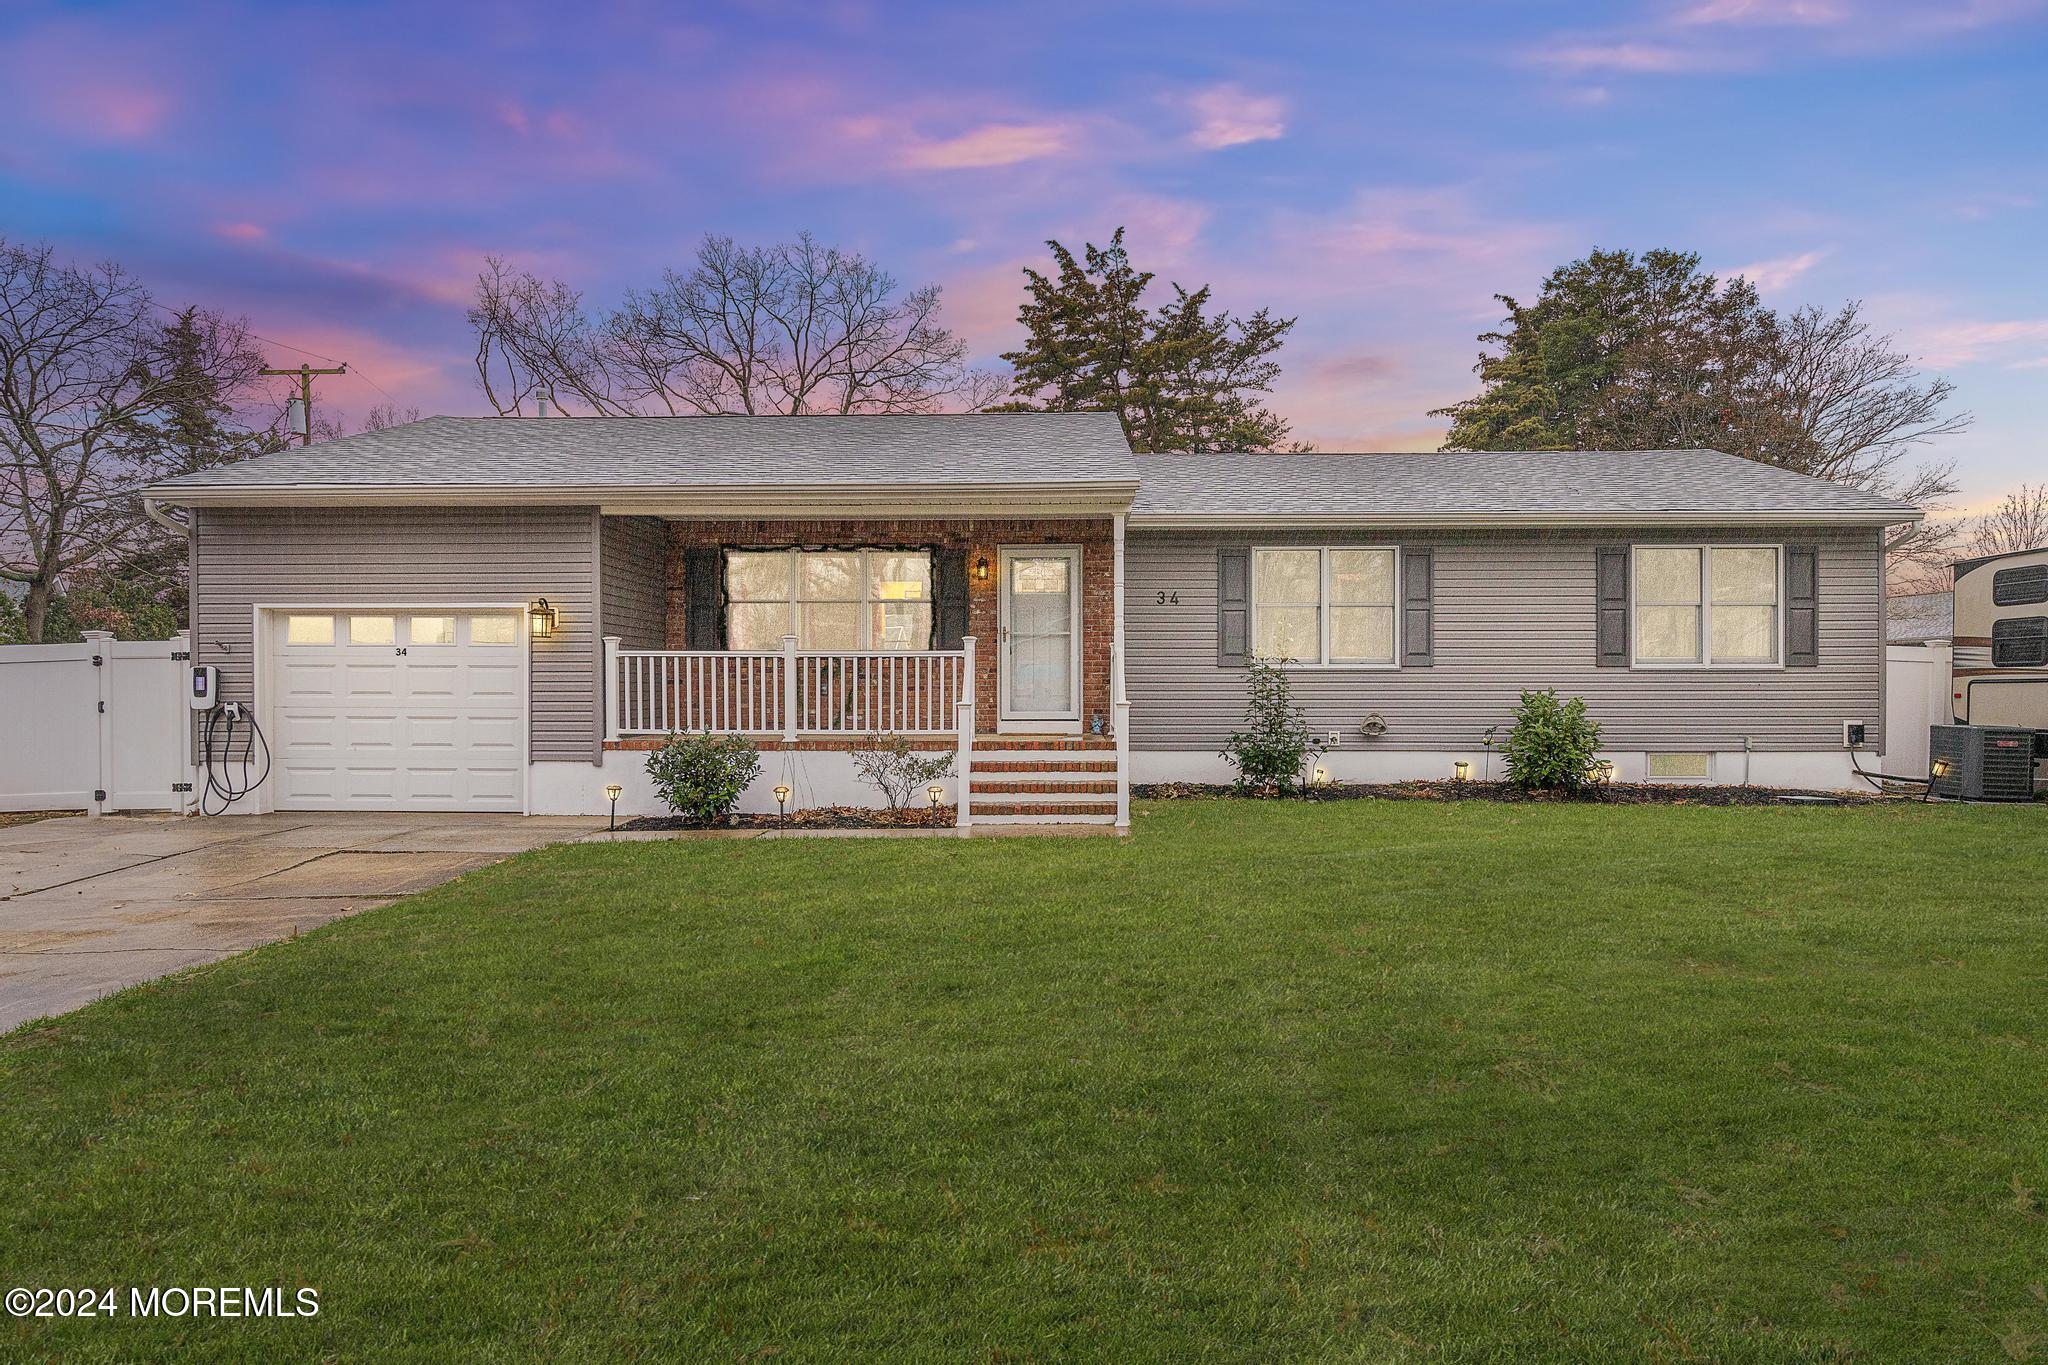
top-left (660, 518), bottom-right (1115, 727)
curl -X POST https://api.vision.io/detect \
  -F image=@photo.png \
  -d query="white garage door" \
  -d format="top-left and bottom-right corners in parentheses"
top-left (268, 610), bottom-right (525, 812)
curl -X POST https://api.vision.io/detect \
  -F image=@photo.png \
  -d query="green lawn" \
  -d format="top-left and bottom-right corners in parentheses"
top-left (5, 800), bottom-right (2046, 1361)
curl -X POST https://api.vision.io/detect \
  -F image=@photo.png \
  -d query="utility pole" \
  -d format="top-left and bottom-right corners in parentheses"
top-left (260, 362), bottom-right (348, 446)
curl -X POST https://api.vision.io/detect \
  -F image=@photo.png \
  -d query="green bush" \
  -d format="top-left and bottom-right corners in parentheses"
top-left (645, 732), bottom-right (762, 823)
top-left (1502, 689), bottom-right (1602, 793)
top-left (1221, 656), bottom-right (1323, 793)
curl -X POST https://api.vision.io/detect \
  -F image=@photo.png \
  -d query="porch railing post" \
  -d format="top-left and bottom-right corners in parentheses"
top-left (956, 634), bottom-right (976, 828)
top-left (602, 636), bottom-right (622, 742)
top-left (782, 634), bottom-right (799, 741)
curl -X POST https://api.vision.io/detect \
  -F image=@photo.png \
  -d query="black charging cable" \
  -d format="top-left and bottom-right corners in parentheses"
top-left (200, 705), bottom-right (273, 815)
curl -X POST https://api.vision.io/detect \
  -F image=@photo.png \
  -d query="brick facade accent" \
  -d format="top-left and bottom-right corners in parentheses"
top-left (659, 518), bottom-right (1115, 729)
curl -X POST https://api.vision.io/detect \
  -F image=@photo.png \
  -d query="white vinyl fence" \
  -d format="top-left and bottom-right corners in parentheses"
top-left (1884, 642), bottom-right (1953, 780)
top-left (0, 631), bottom-right (192, 814)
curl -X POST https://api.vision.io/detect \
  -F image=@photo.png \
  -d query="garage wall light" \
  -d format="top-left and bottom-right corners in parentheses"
top-left (528, 598), bottom-right (558, 639)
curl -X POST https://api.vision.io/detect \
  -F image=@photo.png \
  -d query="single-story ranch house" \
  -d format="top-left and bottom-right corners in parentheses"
top-left (143, 412), bottom-right (1920, 828)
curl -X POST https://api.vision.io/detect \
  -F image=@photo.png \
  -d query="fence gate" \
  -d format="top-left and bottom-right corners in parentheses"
top-left (0, 631), bottom-right (191, 814)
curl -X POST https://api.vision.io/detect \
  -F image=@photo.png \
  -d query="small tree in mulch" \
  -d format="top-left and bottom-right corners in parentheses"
top-left (645, 732), bottom-right (763, 824)
top-left (1221, 656), bottom-right (1323, 794)
top-left (1501, 689), bottom-right (1602, 794)
top-left (850, 733), bottom-right (956, 814)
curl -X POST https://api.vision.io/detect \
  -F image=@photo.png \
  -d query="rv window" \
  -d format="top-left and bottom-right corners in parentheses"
top-left (1992, 564), bottom-right (2048, 606)
top-left (1991, 616), bottom-right (2047, 668)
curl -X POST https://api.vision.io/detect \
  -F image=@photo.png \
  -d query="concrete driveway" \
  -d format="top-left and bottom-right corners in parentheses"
top-left (0, 812), bottom-right (604, 1031)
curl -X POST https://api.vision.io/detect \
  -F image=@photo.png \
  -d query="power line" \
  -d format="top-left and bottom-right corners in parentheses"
top-left (148, 297), bottom-right (403, 409)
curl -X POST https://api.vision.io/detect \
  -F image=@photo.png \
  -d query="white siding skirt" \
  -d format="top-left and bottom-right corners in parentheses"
top-left (1130, 748), bottom-right (1873, 793)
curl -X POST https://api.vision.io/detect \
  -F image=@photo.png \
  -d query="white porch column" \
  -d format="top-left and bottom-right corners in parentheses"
top-left (956, 634), bottom-right (976, 828)
top-left (1111, 513), bottom-right (1130, 831)
top-left (782, 634), bottom-right (800, 740)
top-left (602, 636), bottom-right (622, 742)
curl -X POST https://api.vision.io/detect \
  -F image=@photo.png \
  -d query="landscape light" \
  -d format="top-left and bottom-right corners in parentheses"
top-left (1453, 760), bottom-right (1471, 783)
top-left (927, 783), bottom-right (945, 814)
top-left (773, 784), bottom-right (791, 825)
top-left (603, 782), bottom-right (623, 832)
top-left (1312, 764), bottom-right (1329, 787)
top-left (1597, 760), bottom-right (1617, 785)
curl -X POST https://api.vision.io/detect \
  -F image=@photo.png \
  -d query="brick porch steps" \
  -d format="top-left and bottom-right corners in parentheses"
top-left (968, 734), bottom-right (1124, 827)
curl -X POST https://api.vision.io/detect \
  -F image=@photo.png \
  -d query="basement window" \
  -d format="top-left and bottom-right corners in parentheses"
top-left (1646, 751), bottom-right (1712, 781)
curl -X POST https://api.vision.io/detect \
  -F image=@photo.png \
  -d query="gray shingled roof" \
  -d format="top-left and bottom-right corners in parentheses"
top-left (148, 412), bottom-right (1138, 493)
top-left (1129, 449), bottom-right (1922, 524)
top-left (1886, 590), bottom-right (1954, 643)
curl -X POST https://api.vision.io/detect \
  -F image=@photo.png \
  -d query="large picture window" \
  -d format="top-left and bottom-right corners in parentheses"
top-left (1633, 545), bottom-right (1781, 666)
top-left (725, 549), bottom-right (934, 651)
top-left (1252, 547), bottom-right (1397, 665)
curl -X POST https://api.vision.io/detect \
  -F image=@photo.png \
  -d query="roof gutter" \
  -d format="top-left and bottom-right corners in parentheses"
top-left (142, 479), bottom-right (1140, 515)
top-left (141, 495), bottom-right (191, 535)
top-left (1127, 508), bottom-right (1922, 529)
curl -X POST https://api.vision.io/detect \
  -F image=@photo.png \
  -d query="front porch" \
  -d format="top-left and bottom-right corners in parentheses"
top-left (595, 514), bottom-right (1130, 827)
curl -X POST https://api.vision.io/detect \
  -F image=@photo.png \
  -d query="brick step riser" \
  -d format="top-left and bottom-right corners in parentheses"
top-left (972, 782), bottom-right (1119, 796)
top-left (972, 740), bottom-right (1117, 753)
top-left (971, 801), bottom-right (1120, 817)
top-left (972, 759), bottom-right (1119, 774)
top-left (971, 812), bottom-right (1119, 826)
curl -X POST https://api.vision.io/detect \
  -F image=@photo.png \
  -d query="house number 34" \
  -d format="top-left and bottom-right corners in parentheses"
top-left (1154, 591), bottom-right (1180, 605)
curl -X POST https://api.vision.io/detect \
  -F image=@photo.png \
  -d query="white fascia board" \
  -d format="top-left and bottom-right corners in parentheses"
top-left (1127, 508), bottom-right (1922, 529)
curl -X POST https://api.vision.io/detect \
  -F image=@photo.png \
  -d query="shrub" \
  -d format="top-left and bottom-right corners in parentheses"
top-left (1221, 656), bottom-right (1323, 793)
top-left (850, 733), bottom-right (956, 811)
top-left (645, 732), bottom-right (762, 823)
top-left (1501, 689), bottom-right (1602, 793)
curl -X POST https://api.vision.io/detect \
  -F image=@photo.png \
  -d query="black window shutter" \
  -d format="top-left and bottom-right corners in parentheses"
top-left (684, 547), bottom-right (725, 649)
top-left (1785, 544), bottom-right (1819, 667)
top-left (1217, 546), bottom-right (1251, 667)
top-left (934, 547), bottom-right (968, 650)
top-left (1401, 546), bottom-right (1434, 667)
top-left (1595, 546), bottom-right (1630, 667)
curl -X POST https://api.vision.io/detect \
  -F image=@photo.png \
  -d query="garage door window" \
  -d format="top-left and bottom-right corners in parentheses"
top-left (470, 615), bottom-right (516, 645)
top-left (409, 616), bottom-right (455, 646)
top-left (350, 616), bottom-right (395, 646)
top-left (286, 615), bottom-right (333, 645)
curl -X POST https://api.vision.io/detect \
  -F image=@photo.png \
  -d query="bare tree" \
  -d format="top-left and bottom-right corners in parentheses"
top-left (1970, 483), bottom-right (2048, 558)
top-left (0, 241), bottom-right (268, 641)
top-left (470, 234), bottom-right (997, 417)
top-left (1762, 303), bottom-right (1970, 579)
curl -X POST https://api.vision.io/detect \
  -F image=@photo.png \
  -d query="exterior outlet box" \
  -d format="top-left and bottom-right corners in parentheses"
top-left (1326, 730), bottom-right (1341, 746)
top-left (1842, 721), bottom-right (1867, 749)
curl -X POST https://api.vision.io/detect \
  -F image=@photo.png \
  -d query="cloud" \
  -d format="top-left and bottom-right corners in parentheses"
top-left (892, 121), bottom-right (1074, 171)
top-left (1180, 83), bottom-right (1287, 149)
top-left (1910, 318), bottom-right (2048, 367)
top-left (1521, 41), bottom-right (1732, 73)
top-left (1675, 0), bottom-right (1850, 25)
top-left (214, 222), bottom-right (269, 244)
top-left (1729, 247), bottom-right (1829, 290)
top-left (1272, 186), bottom-right (1566, 310)
top-left (1310, 352), bottom-right (1401, 386)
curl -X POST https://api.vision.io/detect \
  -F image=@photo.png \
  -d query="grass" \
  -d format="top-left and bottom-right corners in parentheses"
top-left (4, 798), bottom-right (2046, 1361)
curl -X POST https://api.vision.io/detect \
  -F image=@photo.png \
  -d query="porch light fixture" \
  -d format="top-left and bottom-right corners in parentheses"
top-left (604, 782), bottom-right (623, 832)
top-left (773, 783), bottom-right (791, 825)
top-left (973, 555), bottom-right (990, 583)
top-left (1453, 760), bottom-right (1471, 783)
top-left (528, 598), bottom-right (558, 639)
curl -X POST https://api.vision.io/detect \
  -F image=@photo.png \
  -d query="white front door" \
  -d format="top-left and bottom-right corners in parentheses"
top-left (266, 609), bottom-right (526, 812)
top-left (998, 546), bottom-right (1082, 729)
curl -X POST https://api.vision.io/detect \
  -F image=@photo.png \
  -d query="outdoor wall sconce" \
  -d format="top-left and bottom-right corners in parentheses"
top-left (604, 782), bottom-right (623, 831)
top-left (773, 783), bottom-right (791, 824)
top-left (973, 555), bottom-right (990, 583)
top-left (528, 598), bottom-right (558, 639)
top-left (1453, 760), bottom-right (1471, 783)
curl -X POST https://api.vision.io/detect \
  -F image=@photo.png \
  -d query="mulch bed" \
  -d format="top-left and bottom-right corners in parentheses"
top-left (619, 805), bottom-right (958, 831)
top-left (1134, 780), bottom-right (1894, 807)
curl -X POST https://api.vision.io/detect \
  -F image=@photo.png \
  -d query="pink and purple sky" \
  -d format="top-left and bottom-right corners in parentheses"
top-left (3, 0), bottom-right (2043, 507)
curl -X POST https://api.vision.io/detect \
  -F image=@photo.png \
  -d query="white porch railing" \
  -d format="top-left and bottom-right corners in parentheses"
top-left (606, 634), bottom-right (978, 827)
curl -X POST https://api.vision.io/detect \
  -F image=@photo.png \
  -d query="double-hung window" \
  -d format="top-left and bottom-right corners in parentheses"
top-left (1633, 545), bottom-right (1781, 666)
top-left (725, 549), bottom-right (934, 651)
top-left (1252, 547), bottom-right (1398, 665)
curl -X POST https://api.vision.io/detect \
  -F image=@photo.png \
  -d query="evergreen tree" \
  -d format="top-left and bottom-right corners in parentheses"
top-left (1000, 229), bottom-right (1298, 452)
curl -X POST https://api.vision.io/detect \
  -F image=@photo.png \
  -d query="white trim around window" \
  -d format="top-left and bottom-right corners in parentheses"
top-left (1630, 544), bottom-right (1785, 669)
top-left (1250, 546), bottom-right (1401, 668)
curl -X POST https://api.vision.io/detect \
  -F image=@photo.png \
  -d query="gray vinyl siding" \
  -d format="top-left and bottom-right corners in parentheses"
top-left (598, 516), bottom-right (669, 650)
top-left (1126, 525), bottom-right (1886, 753)
top-left (190, 505), bottom-right (602, 762)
